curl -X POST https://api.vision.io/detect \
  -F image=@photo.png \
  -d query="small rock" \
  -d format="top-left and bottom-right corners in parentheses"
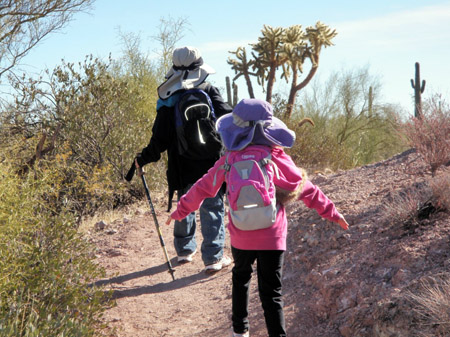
top-left (358, 223), bottom-right (371, 230)
top-left (337, 292), bottom-right (357, 313)
top-left (339, 324), bottom-right (352, 337)
top-left (321, 267), bottom-right (339, 277)
top-left (391, 269), bottom-right (410, 286)
top-left (106, 249), bottom-right (121, 257)
top-left (94, 220), bottom-right (107, 231)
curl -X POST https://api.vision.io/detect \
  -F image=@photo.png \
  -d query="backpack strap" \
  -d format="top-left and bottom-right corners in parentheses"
top-left (213, 152), bottom-right (231, 186)
top-left (182, 88), bottom-right (215, 115)
top-left (259, 154), bottom-right (280, 180)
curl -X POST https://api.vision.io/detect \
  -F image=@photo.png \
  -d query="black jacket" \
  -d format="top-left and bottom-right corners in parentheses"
top-left (138, 82), bottom-right (232, 209)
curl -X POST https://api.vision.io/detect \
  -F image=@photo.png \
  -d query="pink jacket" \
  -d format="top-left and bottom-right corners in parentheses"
top-left (170, 145), bottom-right (343, 251)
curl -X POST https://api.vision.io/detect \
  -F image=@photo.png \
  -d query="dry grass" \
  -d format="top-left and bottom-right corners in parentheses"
top-left (430, 170), bottom-right (450, 212)
top-left (406, 274), bottom-right (450, 337)
top-left (78, 200), bottom-right (148, 234)
top-left (402, 97), bottom-right (450, 176)
top-left (383, 169), bottom-right (449, 228)
top-left (383, 187), bottom-right (430, 227)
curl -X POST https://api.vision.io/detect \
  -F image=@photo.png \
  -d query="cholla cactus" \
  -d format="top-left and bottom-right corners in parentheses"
top-left (281, 25), bottom-right (307, 80)
top-left (227, 46), bottom-right (256, 98)
top-left (251, 25), bottom-right (287, 102)
top-left (305, 21), bottom-right (338, 59)
top-left (228, 22), bottom-right (337, 118)
top-left (284, 22), bottom-right (337, 117)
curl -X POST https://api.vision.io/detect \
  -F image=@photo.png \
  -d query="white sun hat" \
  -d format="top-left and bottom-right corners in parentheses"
top-left (157, 46), bottom-right (216, 100)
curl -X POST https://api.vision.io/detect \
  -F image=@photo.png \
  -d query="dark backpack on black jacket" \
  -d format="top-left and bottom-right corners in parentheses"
top-left (174, 87), bottom-right (223, 160)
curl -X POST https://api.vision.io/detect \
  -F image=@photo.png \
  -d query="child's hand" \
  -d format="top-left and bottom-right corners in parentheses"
top-left (338, 217), bottom-right (349, 230)
top-left (165, 215), bottom-right (173, 226)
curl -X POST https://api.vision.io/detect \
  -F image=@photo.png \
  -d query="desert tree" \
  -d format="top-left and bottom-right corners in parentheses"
top-left (0, 0), bottom-right (94, 79)
top-left (152, 16), bottom-right (190, 79)
top-left (291, 66), bottom-right (404, 169)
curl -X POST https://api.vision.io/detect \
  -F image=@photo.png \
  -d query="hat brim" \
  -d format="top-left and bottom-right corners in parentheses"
top-left (216, 113), bottom-right (295, 151)
top-left (157, 63), bottom-right (215, 99)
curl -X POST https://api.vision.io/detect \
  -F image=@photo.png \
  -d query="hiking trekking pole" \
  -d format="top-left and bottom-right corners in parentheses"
top-left (136, 163), bottom-right (176, 281)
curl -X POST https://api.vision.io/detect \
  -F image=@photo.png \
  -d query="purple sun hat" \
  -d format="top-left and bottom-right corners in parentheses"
top-left (216, 98), bottom-right (295, 151)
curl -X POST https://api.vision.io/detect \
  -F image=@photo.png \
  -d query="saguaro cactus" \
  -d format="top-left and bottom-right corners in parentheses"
top-left (226, 76), bottom-right (232, 106)
top-left (410, 62), bottom-right (426, 118)
top-left (232, 82), bottom-right (238, 107)
top-left (225, 76), bottom-right (239, 107)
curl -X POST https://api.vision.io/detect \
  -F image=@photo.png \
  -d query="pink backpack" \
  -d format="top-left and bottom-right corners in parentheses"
top-left (215, 145), bottom-right (279, 231)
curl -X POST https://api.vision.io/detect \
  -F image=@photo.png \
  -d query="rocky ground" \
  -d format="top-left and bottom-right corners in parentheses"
top-left (89, 149), bottom-right (449, 337)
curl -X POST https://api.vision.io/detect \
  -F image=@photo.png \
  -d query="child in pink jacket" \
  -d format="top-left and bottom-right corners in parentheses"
top-left (166, 98), bottom-right (349, 337)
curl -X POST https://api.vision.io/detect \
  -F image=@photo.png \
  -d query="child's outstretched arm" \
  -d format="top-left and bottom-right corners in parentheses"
top-left (300, 180), bottom-right (349, 230)
top-left (165, 156), bottom-right (227, 226)
top-left (165, 215), bottom-right (174, 226)
top-left (337, 217), bottom-right (349, 230)
top-left (270, 147), bottom-right (349, 230)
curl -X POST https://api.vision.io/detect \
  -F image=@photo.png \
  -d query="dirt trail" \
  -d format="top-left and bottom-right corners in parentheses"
top-left (93, 200), bottom-right (269, 337)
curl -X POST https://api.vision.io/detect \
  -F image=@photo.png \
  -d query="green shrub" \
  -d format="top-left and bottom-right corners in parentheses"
top-left (3, 54), bottom-right (167, 218)
top-left (0, 159), bottom-right (109, 336)
top-left (285, 116), bottom-right (348, 171)
top-left (282, 66), bottom-right (406, 171)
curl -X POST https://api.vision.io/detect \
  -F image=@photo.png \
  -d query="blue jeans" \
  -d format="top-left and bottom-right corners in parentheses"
top-left (173, 184), bottom-right (225, 266)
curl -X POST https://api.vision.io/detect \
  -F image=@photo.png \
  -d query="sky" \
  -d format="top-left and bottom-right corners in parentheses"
top-left (19, 0), bottom-right (450, 115)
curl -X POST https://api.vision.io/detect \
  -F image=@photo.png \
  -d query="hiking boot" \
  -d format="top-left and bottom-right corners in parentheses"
top-left (205, 255), bottom-right (232, 272)
top-left (230, 328), bottom-right (249, 337)
top-left (177, 249), bottom-right (197, 264)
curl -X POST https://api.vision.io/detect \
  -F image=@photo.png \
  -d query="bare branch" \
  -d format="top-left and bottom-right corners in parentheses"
top-left (0, 0), bottom-right (94, 78)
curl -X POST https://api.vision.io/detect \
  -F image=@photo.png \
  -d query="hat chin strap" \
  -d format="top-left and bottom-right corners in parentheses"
top-left (232, 114), bottom-right (272, 128)
top-left (172, 58), bottom-right (204, 71)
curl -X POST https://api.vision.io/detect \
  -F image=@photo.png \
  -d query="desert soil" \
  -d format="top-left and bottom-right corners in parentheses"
top-left (90, 149), bottom-right (449, 337)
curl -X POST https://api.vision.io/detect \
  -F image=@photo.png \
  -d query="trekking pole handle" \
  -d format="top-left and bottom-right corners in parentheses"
top-left (135, 159), bottom-right (144, 177)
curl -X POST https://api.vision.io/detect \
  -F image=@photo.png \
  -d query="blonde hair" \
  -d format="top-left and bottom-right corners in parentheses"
top-left (275, 168), bottom-right (308, 205)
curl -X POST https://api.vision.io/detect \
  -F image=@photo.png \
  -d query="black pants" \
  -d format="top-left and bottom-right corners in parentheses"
top-left (231, 247), bottom-right (286, 337)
